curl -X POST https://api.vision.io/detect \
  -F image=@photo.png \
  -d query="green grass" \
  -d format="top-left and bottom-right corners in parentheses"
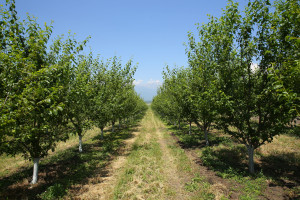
top-left (196, 142), bottom-right (268, 199)
top-left (113, 111), bottom-right (166, 200)
top-left (164, 122), bottom-right (270, 200)
top-left (0, 126), bottom-right (139, 200)
top-left (164, 130), bottom-right (192, 173)
top-left (163, 123), bottom-right (216, 199)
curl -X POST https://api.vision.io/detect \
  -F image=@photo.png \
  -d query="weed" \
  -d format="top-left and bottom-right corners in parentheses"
top-left (184, 174), bottom-right (203, 192)
top-left (38, 183), bottom-right (67, 200)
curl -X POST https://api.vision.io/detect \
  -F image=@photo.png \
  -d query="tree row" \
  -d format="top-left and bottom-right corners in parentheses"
top-left (152, 0), bottom-right (299, 174)
top-left (0, 0), bottom-right (147, 184)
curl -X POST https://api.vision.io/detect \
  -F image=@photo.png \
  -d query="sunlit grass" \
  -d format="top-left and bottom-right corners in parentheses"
top-left (0, 127), bottom-right (100, 177)
top-left (0, 123), bottom-right (139, 199)
top-left (113, 110), bottom-right (168, 200)
top-left (165, 119), bottom-right (300, 199)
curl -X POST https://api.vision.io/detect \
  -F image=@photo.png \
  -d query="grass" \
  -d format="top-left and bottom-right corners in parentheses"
top-left (163, 123), bottom-right (216, 199)
top-left (163, 128), bottom-right (192, 173)
top-left (113, 110), bottom-right (167, 200)
top-left (185, 174), bottom-right (215, 200)
top-left (200, 144), bottom-right (266, 199)
top-left (0, 124), bottom-right (140, 199)
top-left (166, 120), bottom-right (300, 199)
top-left (0, 127), bottom-right (99, 177)
top-left (114, 110), bottom-right (217, 200)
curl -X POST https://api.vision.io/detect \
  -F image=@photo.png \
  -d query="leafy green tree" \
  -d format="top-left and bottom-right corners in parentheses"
top-left (186, 17), bottom-right (222, 144)
top-left (106, 57), bottom-right (137, 132)
top-left (214, 0), bottom-right (298, 173)
top-left (152, 78), bottom-right (180, 126)
top-left (0, 0), bottom-right (86, 183)
top-left (153, 0), bottom-right (299, 174)
top-left (89, 58), bottom-right (110, 139)
top-left (89, 56), bottom-right (139, 137)
top-left (66, 53), bottom-right (92, 152)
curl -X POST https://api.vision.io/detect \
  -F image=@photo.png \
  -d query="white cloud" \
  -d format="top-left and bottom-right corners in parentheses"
top-left (133, 79), bottom-right (143, 86)
top-left (134, 79), bottom-right (162, 101)
top-left (147, 79), bottom-right (162, 86)
top-left (134, 79), bottom-right (162, 89)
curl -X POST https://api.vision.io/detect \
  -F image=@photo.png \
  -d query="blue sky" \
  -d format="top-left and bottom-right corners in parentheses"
top-left (14, 0), bottom-right (249, 101)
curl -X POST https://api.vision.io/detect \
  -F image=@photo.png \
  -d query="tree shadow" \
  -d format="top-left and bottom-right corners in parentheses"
top-left (200, 145), bottom-right (249, 177)
top-left (0, 124), bottom-right (139, 199)
top-left (258, 152), bottom-right (300, 188)
top-left (168, 123), bottom-right (232, 150)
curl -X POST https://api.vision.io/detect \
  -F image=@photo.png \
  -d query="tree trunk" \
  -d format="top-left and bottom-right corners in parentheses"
top-left (112, 121), bottom-right (115, 132)
top-left (189, 121), bottom-right (192, 135)
top-left (178, 119), bottom-right (181, 129)
top-left (118, 119), bottom-right (121, 129)
top-left (204, 129), bottom-right (209, 146)
top-left (246, 144), bottom-right (255, 174)
top-left (101, 128), bottom-right (104, 139)
top-left (78, 134), bottom-right (83, 153)
top-left (31, 158), bottom-right (40, 184)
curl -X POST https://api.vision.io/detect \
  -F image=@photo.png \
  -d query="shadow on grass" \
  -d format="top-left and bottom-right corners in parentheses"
top-left (165, 121), bottom-right (299, 198)
top-left (200, 145), bottom-right (249, 178)
top-left (0, 124), bottom-right (139, 200)
top-left (259, 152), bottom-right (300, 187)
top-left (168, 123), bottom-right (232, 150)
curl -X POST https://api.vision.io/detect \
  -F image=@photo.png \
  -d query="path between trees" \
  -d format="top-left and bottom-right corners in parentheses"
top-left (71, 109), bottom-right (193, 199)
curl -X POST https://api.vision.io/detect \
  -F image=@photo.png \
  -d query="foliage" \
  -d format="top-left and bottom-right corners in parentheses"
top-left (38, 183), bottom-right (67, 200)
top-left (152, 0), bottom-right (299, 174)
top-left (89, 55), bottom-right (147, 134)
top-left (0, 0), bottom-right (147, 184)
top-left (66, 52), bottom-right (93, 150)
top-left (0, 0), bottom-right (86, 160)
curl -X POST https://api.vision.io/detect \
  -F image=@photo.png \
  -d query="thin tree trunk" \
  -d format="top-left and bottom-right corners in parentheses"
top-left (189, 121), bottom-right (192, 135)
top-left (78, 134), bottom-right (83, 152)
top-left (101, 128), bottom-right (104, 139)
top-left (246, 144), bottom-right (255, 173)
top-left (112, 121), bottom-right (115, 132)
top-left (204, 129), bottom-right (209, 146)
top-left (31, 158), bottom-right (40, 184)
top-left (124, 119), bottom-right (127, 128)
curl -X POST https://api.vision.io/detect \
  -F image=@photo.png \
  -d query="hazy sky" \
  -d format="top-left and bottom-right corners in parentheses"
top-left (14, 0), bottom-right (249, 101)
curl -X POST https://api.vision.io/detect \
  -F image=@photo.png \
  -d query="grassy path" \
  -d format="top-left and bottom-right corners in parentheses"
top-left (111, 107), bottom-right (189, 200)
top-left (76, 108), bottom-right (214, 200)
